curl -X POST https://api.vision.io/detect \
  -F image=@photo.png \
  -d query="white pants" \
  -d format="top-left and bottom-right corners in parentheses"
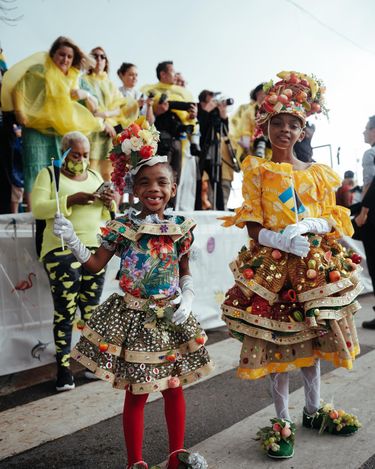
top-left (270, 360), bottom-right (321, 420)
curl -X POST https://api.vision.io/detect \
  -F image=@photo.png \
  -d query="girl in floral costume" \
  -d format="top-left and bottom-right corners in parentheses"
top-left (54, 119), bottom-right (212, 469)
top-left (221, 72), bottom-right (362, 459)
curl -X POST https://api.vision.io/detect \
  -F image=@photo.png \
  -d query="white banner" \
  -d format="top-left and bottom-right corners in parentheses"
top-left (0, 211), bottom-right (248, 375)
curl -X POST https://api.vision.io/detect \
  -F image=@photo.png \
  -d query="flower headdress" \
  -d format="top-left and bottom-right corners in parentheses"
top-left (109, 117), bottom-right (167, 194)
top-left (255, 71), bottom-right (328, 136)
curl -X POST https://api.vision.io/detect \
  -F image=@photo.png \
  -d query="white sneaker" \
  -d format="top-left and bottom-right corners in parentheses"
top-left (84, 371), bottom-right (100, 380)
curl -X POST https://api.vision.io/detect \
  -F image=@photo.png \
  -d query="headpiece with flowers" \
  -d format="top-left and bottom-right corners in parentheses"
top-left (110, 117), bottom-right (166, 194)
top-left (255, 71), bottom-right (328, 137)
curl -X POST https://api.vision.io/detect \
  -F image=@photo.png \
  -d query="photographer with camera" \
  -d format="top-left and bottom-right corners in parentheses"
top-left (196, 90), bottom-right (236, 211)
top-left (140, 61), bottom-right (197, 195)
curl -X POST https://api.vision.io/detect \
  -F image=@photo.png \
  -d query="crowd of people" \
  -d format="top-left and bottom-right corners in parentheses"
top-left (0, 36), bottom-right (319, 216)
top-left (1, 37), bottom-right (375, 468)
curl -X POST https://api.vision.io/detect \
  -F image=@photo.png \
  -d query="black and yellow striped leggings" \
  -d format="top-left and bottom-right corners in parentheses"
top-left (43, 248), bottom-right (106, 368)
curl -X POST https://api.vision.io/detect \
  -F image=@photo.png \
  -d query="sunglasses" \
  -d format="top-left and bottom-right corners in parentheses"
top-left (93, 53), bottom-right (106, 60)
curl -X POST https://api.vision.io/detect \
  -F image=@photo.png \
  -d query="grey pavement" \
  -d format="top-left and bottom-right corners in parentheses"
top-left (0, 294), bottom-right (375, 469)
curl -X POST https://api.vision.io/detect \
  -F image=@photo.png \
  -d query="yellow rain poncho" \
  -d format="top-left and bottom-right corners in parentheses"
top-left (3, 52), bottom-right (102, 136)
top-left (140, 81), bottom-right (196, 127)
top-left (84, 72), bottom-right (138, 128)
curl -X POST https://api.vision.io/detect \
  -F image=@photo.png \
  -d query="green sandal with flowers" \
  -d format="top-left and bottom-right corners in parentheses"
top-left (256, 418), bottom-right (296, 459)
top-left (302, 403), bottom-right (361, 436)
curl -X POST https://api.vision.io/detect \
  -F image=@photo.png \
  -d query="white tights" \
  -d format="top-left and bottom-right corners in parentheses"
top-left (269, 360), bottom-right (321, 420)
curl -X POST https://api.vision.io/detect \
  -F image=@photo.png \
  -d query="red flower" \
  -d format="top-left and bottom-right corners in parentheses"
top-left (119, 275), bottom-right (134, 292)
top-left (147, 237), bottom-right (174, 259)
top-left (119, 129), bottom-right (131, 141)
top-left (128, 123), bottom-right (141, 136)
top-left (139, 145), bottom-right (154, 159)
top-left (131, 288), bottom-right (141, 297)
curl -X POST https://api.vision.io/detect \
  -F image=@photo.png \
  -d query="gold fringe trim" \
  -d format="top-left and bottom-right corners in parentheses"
top-left (80, 324), bottom-right (207, 362)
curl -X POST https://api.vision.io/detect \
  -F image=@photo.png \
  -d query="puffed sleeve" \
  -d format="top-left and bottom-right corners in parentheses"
top-left (313, 165), bottom-right (354, 237)
top-left (99, 217), bottom-right (132, 256)
top-left (221, 155), bottom-right (264, 228)
top-left (176, 227), bottom-right (194, 260)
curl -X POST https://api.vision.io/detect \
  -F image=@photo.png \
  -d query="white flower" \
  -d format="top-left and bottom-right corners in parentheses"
top-left (130, 136), bottom-right (143, 151)
top-left (121, 139), bottom-right (132, 155)
top-left (187, 452), bottom-right (208, 469)
top-left (138, 129), bottom-right (153, 145)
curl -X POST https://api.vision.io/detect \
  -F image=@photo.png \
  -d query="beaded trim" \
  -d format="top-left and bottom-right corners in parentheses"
top-left (81, 324), bottom-right (206, 361)
top-left (222, 301), bottom-right (360, 332)
top-left (70, 350), bottom-right (215, 394)
top-left (304, 282), bottom-right (363, 310)
top-left (297, 277), bottom-right (353, 303)
top-left (222, 305), bottom-right (308, 332)
top-left (105, 218), bottom-right (196, 242)
top-left (230, 261), bottom-right (278, 305)
top-left (223, 316), bottom-right (321, 344)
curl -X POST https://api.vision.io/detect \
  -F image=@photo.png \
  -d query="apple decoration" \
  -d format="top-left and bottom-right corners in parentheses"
top-left (329, 270), bottom-right (341, 282)
top-left (195, 336), bottom-right (205, 345)
top-left (271, 249), bottom-right (282, 260)
top-left (99, 340), bottom-right (109, 352)
top-left (306, 269), bottom-right (317, 279)
top-left (166, 353), bottom-right (176, 362)
top-left (77, 319), bottom-right (85, 330)
top-left (351, 253), bottom-right (362, 264)
top-left (243, 268), bottom-right (254, 280)
top-left (168, 377), bottom-right (180, 388)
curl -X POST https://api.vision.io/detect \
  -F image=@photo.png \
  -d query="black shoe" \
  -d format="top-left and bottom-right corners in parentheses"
top-left (362, 318), bottom-right (375, 329)
top-left (56, 366), bottom-right (75, 392)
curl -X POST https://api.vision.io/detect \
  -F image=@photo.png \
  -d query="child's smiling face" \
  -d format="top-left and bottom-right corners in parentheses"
top-left (267, 113), bottom-right (305, 150)
top-left (133, 163), bottom-right (176, 218)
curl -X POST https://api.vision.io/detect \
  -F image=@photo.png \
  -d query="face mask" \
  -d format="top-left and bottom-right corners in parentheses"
top-left (65, 159), bottom-right (88, 175)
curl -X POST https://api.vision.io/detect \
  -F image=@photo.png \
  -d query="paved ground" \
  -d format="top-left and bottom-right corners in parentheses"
top-left (1, 294), bottom-right (375, 469)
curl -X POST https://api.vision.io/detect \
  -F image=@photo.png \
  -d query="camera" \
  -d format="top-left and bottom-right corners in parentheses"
top-left (212, 92), bottom-right (234, 106)
top-left (159, 93), bottom-right (195, 111)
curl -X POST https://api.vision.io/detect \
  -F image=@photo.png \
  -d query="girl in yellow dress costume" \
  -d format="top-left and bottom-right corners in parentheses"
top-left (221, 71), bottom-right (362, 459)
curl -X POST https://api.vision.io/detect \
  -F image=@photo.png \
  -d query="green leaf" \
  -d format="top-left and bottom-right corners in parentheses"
top-left (251, 257), bottom-right (263, 267)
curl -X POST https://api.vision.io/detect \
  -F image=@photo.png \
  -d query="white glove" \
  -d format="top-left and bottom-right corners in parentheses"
top-left (258, 228), bottom-right (310, 257)
top-left (172, 275), bottom-right (194, 325)
top-left (53, 214), bottom-right (91, 264)
top-left (258, 228), bottom-right (292, 252)
top-left (282, 218), bottom-right (331, 240)
top-left (289, 235), bottom-right (310, 257)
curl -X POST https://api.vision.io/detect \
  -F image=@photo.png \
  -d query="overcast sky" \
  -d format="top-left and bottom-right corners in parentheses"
top-left (2, 0), bottom-right (375, 182)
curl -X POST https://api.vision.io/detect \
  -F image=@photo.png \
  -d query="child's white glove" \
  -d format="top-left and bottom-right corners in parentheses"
top-left (258, 228), bottom-right (310, 257)
top-left (53, 214), bottom-right (91, 264)
top-left (172, 275), bottom-right (194, 325)
top-left (282, 218), bottom-right (331, 240)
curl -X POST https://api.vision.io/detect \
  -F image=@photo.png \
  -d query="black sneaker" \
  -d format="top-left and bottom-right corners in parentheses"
top-left (362, 318), bottom-right (375, 329)
top-left (56, 366), bottom-right (75, 392)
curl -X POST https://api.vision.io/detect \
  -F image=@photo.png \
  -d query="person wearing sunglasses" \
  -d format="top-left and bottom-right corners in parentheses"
top-left (83, 47), bottom-right (138, 182)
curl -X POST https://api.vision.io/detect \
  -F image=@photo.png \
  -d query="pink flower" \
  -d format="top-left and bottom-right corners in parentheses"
top-left (272, 423), bottom-right (282, 432)
top-left (281, 427), bottom-right (291, 438)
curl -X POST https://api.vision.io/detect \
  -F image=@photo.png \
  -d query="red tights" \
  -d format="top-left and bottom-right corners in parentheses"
top-left (123, 387), bottom-right (186, 468)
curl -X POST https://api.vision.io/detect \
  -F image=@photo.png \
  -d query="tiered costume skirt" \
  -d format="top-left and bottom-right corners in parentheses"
top-left (221, 235), bottom-right (362, 380)
top-left (72, 292), bottom-right (214, 394)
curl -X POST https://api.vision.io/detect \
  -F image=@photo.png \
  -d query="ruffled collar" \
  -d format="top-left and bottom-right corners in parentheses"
top-left (127, 207), bottom-right (179, 225)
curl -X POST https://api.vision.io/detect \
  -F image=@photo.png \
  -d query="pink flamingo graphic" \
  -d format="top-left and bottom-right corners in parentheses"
top-left (12, 272), bottom-right (36, 292)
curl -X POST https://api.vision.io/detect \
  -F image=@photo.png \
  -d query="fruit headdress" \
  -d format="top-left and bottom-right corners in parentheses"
top-left (109, 117), bottom-right (166, 194)
top-left (255, 71), bottom-right (328, 135)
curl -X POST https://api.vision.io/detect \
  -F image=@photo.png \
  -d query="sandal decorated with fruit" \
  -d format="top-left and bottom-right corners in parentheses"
top-left (128, 461), bottom-right (148, 469)
top-left (150, 449), bottom-right (208, 469)
top-left (256, 418), bottom-right (296, 459)
top-left (303, 403), bottom-right (361, 436)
